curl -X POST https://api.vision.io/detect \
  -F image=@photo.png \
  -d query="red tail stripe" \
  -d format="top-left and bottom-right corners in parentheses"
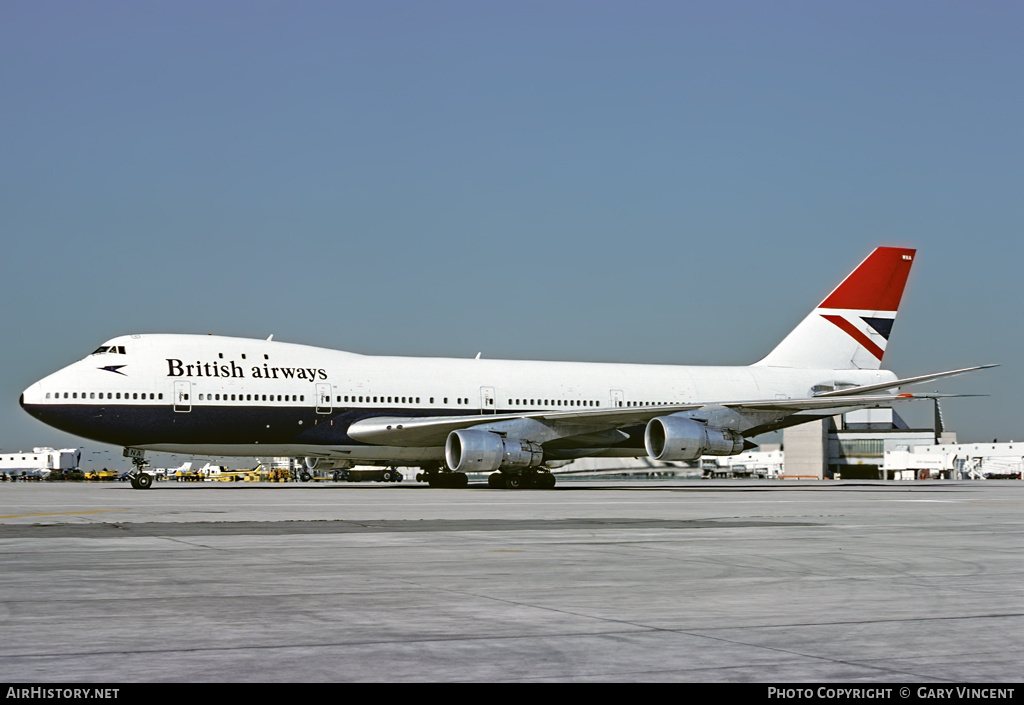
top-left (821, 315), bottom-right (885, 361)
top-left (820, 247), bottom-right (915, 311)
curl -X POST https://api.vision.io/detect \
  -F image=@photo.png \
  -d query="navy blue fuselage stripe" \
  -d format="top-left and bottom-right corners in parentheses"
top-left (20, 403), bottom-right (646, 451)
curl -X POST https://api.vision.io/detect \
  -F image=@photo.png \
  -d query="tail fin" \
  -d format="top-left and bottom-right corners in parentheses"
top-left (754, 247), bottom-right (916, 370)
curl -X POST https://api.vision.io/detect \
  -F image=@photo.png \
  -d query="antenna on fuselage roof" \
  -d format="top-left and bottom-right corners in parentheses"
top-left (475, 352), bottom-right (481, 359)
top-left (267, 335), bottom-right (273, 341)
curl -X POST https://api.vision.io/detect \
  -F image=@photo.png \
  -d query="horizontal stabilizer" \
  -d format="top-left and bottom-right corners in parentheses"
top-left (812, 364), bottom-right (998, 397)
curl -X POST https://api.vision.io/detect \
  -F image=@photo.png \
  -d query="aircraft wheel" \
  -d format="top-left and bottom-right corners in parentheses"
top-left (488, 473), bottom-right (503, 488)
top-left (505, 475), bottom-right (522, 489)
top-left (135, 473), bottom-right (153, 490)
top-left (429, 473), bottom-right (469, 488)
top-left (129, 475), bottom-right (140, 489)
top-left (300, 471), bottom-right (312, 482)
top-left (382, 470), bottom-right (393, 482)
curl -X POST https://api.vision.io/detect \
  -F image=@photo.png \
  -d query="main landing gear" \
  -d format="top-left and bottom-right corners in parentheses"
top-left (414, 466), bottom-right (557, 489)
top-left (416, 469), bottom-right (469, 488)
top-left (487, 471), bottom-right (556, 490)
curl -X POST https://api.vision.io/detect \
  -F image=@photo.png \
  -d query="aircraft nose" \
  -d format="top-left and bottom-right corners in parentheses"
top-left (21, 382), bottom-right (43, 416)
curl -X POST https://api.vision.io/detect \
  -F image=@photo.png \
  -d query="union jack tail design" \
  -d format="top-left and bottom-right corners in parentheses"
top-left (754, 247), bottom-right (916, 370)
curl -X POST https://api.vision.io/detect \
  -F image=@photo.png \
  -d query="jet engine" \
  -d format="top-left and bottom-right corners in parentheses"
top-left (644, 416), bottom-right (744, 462)
top-left (445, 429), bottom-right (544, 473)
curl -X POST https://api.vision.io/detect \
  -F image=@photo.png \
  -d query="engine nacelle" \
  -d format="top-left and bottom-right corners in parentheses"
top-left (445, 429), bottom-right (544, 473)
top-left (644, 416), bottom-right (744, 462)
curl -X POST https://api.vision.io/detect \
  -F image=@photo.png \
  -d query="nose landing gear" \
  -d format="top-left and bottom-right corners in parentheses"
top-left (126, 451), bottom-right (153, 490)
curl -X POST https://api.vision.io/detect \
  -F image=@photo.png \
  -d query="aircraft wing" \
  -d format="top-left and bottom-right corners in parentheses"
top-left (347, 404), bottom-right (703, 447)
top-left (345, 392), bottom-right (957, 447)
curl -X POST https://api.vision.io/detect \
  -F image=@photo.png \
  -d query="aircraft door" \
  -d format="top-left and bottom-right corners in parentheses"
top-left (610, 389), bottom-right (624, 408)
top-left (316, 383), bottom-right (332, 414)
top-left (480, 386), bottom-right (496, 414)
top-left (173, 381), bottom-right (192, 413)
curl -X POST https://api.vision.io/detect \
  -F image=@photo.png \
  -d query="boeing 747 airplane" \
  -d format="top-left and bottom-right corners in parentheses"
top-left (20, 247), bottom-right (993, 489)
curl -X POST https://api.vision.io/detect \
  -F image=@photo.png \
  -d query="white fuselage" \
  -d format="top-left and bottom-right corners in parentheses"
top-left (20, 333), bottom-right (895, 463)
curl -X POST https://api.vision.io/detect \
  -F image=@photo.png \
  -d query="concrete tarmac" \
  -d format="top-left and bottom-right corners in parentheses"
top-left (1, 479), bottom-right (1022, 683)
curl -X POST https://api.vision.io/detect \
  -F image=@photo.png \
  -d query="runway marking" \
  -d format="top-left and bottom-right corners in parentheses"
top-left (0, 509), bottom-right (121, 519)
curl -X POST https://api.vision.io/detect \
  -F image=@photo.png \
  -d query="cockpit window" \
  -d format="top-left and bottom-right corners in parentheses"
top-left (91, 345), bottom-right (126, 355)
top-left (91, 346), bottom-right (110, 355)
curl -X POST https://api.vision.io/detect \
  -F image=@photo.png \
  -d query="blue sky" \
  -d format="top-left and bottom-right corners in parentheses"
top-left (2, 1), bottom-right (1021, 466)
